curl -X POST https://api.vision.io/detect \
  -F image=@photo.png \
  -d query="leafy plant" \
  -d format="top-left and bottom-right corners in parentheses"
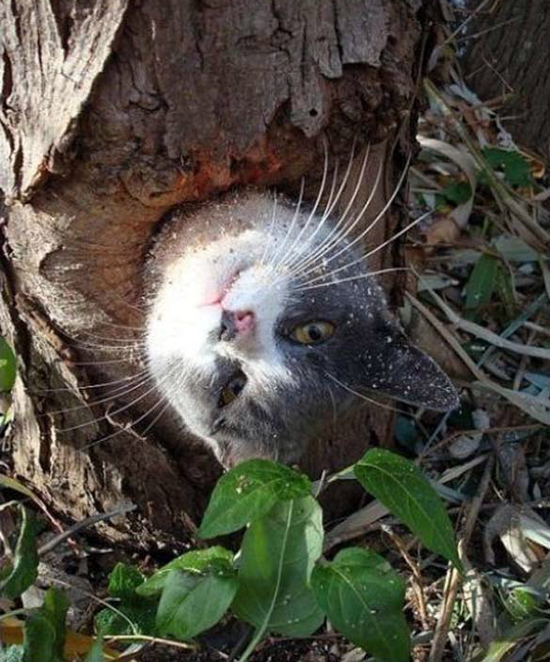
top-left (1, 453), bottom-right (460, 661)
top-left (140, 548), bottom-right (240, 640)
top-left (95, 454), bottom-right (458, 660)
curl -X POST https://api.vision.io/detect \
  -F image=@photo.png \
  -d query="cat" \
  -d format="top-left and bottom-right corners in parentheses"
top-left (145, 163), bottom-right (458, 467)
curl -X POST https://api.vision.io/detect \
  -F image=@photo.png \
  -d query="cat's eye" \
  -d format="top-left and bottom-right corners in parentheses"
top-left (218, 371), bottom-right (247, 408)
top-left (290, 321), bottom-right (335, 345)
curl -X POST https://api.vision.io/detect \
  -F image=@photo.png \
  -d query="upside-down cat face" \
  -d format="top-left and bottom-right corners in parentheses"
top-left (146, 189), bottom-right (458, 466)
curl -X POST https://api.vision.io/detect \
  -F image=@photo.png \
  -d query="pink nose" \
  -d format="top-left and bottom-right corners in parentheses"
top-left (234, 310), bottom-right (255, 334)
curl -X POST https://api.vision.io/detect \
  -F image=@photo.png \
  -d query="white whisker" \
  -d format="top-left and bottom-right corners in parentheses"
top-left (50, 368), bottom-right (153, 420)
top-left (82, 357), bottom-right (187, 450)
top-left (294, 267), bottom-right (408, 292)
top-left (69, 357), bottom-right (139, 367)
top-left (299, 207), bottom-right (431, 288)
top-left (68, 340), bottom-right (144, 353)
top-left (275, 136), bottom-right (330, 274)
top-left (36, 371), bottom-right (148, 394)
top-left (266, 179), bottom-right (304, 274)
top-left (58, 357), bottom-right (182, 434)
top-left (285, 142), bottom-right (371, 280)
top-left (75, 330), bottom-right (146, 345)
top-left (291, 155), bottom-right (383, 281)
top-left (279, 157), bottom-right (340, 278)
top-left (259, 190), bottom-right (280, 267)
top-left (325, 371), bottom-right (406, 415)
top-left (318, 152), bottom-right (411, 270)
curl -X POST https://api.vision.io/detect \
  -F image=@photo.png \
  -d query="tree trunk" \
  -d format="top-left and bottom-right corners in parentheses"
top-left (463, 0), bottom-right (550, 161)
top-left (0, 0), bottom-right (436, 546)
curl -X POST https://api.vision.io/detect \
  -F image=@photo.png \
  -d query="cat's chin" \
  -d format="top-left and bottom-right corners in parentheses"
top-left (215, 445), bottom-right (271, 469)
top-left (212, 436), bottom-right (298, 469)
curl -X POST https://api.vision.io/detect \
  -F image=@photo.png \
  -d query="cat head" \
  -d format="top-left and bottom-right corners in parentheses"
top-left (146, 190), bottom-right (458, 466)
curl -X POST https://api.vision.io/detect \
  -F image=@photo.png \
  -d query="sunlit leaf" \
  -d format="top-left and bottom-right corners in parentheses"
top-left (84, 632), bottom-right (105, 662)
top-left (481, 619), bottom-right (547, 662)
top-left (156, 569), bottom-right (238, 640)
top-left (355, 449), bottom-right (461, 569)
top-left (138, 547), bottom-right (234, 597)
top-left (40, 589), bottom-right (70, 661)
top-left (0, 476), bottom-right (40, 503)
top-left (506, 586), bottom-right (544, 622)
top-left (107, 563), bottom-right (146, 601)
top-left (232, 496), bottom-right (324, 638)
top-left (198, 460), bottom-right (311, 539)
top-left (312, 547), bottom-right (409, 662)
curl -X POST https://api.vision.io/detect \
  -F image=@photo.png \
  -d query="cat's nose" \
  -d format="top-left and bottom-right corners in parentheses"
top-left (219, 309), bottom-right (255, 341)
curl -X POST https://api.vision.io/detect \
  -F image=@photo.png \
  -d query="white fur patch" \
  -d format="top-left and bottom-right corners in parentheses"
top-left (147, 229), bottom-right (294, 386)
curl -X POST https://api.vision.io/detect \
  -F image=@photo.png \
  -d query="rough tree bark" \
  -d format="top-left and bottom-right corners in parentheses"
top-left (463, 0), bottom-right (550, 161)
top-left (0, 0), bottom-right (436, 547)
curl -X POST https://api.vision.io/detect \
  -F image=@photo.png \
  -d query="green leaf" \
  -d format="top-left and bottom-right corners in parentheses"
top-left (481, 147), bottom-right (532, 188)
top-left (198, 460), bottom-right (311, 539)
top-left (94, 602), bottom-right (156, 637)
top-left (40, 589), bottom-right (70, 661)
top-left (441, 180), bottom-right (472, 205)
top-left (23, 614), bottom-right (56, 662)
top-left (495, 265), bottom-right (516, 316)
top-left (232, 496), bottom-right (324, 638)
top-left (107, 563), bottom-right (146, 601)
top-left (137, 546), bottom-right (234, 597)
top-left (0, 476), bottom-right (40, 503)
top-left (506, 586), bottom-right (543, 622)
top-left (156, 569), bottom-right (238, 640)
top-left (311, 548), bottom-right (410, 662)
top-left (355, 449), bottom-right (461, 570)
top-left (85, 632), bottom-right (105, 662)
top-left (464, 254), bottom-right (500, 321)
top-left (0, 506), bottom-right (39, 599)
top-left (138, 547), bottom-right (238, 640)
top-left (0, 338), bottom-right (16, 392)
top-left (22, 589), bottom-right (69, 662)
top-left (94, 562), bottom-right (156, 636)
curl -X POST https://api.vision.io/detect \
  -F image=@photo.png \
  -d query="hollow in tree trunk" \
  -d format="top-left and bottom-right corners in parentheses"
top-left (0, 0), bottom-right (437, 546)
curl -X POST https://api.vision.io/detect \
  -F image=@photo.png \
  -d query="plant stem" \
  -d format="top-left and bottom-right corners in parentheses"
top-left (237, 627), bottom-right (266, 662)
top-left (238, 502), bottom-right (294, 661)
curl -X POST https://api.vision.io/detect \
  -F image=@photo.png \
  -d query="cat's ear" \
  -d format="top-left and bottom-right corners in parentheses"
top-left (365, 336), bottom-right (459, 411)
